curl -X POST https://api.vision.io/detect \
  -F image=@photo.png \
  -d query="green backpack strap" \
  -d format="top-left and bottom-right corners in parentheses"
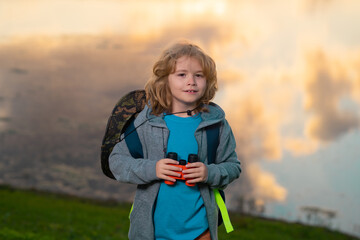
top-left (214, 189), bottom-right (234, 233)
top-left (129, 204), bottom-right (134, 219)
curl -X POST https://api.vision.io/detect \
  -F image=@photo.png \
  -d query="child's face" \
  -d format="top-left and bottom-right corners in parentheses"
top-left (168, 56), bottom-right (206, 113)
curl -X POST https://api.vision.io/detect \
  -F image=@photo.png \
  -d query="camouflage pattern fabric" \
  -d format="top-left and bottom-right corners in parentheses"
top-left (101, 90), bottom-right (147, 179)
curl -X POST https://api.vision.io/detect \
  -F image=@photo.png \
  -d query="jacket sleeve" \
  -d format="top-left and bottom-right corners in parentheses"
top-left (205, 119), bottom-right (241, 189)
top-left (109, 137), bottom-right (159, 185)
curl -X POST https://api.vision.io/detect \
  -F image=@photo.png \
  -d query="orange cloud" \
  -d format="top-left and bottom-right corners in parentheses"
top-left (304, 50), bottom-right (360, 142)
top-left (247, 164), bottom-right (287, 202)
top-left (218, 69), bottom-right (244, 84)
top-left (301, 0), bottom-right (334, 13)
top-left (352, 57), bottom-right (360, 103)
top-left (283, 137), bottom-right (320, 156)
top-left (222, 95), bottom-right (282, 162)
top-left (219, 84), bottom-right (287, 207)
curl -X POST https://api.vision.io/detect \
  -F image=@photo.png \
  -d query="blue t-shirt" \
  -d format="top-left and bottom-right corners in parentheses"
top-left (154, 113), bottom-right (208, 240)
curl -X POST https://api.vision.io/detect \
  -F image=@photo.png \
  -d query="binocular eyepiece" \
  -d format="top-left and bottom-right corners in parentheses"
top-left (166, 152), bottom-right (199, 163)
top-left (166, 152), bottom-right (178, 161)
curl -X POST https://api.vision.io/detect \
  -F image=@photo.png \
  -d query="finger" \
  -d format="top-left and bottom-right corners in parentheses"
top-left (186, 177), bottom-right (203, 184)
top-left (162, 169), bottom-right (181, 177)
top-left (164, 159), bottom-right (180, 165)
top-left (182, 168), bottom-right (197, 175)
top-left (183, 172), bottom-right (199, 179)
top-left (166, 165), bottom-right (182, 172)
top-left (159, 174), bottom-right (177, 182)
top-left (185, 162), bottom-right (202, 168)
top-left (183, 166), bottom-right (203, 174)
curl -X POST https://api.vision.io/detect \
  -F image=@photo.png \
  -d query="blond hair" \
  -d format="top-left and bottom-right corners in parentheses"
top-left (144, 40), bottom-right (218, 115)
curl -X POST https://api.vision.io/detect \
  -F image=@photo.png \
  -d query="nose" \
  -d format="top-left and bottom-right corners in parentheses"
top-left (187, 75), bottom-right (196, 85)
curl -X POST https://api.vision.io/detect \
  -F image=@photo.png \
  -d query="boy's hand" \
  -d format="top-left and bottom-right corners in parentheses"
top-left (156, 159), bottom-right (182, 182)
top-left (183, 162), bottom-right (208, 184)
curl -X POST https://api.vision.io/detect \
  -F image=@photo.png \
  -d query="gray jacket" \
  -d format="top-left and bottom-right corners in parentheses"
top-left (109, 103), bottom-right (241, 240)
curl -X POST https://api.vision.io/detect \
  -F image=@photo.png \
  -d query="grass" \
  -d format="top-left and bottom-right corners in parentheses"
top-left (0, 185), bottom-right (358, 240)
top-left (0, 186), bottom-right (129, 240)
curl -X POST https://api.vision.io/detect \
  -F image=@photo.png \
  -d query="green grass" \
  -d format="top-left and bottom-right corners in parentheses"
top-left (0, 186), bottom-right (129, 240)
top-left (0, 185), bottom-right (358, 240)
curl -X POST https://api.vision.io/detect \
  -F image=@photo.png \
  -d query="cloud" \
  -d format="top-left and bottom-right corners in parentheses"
top-left (225, 161), bottom-right (287, 212)
top-left (0, 35), bottom-right (154, 123)
top-left (301, 0), bottom-right (334, 13)
top-left (218, 69), bottom-right (244, 84)
top-left (304, 50), bottom-right (360, 142)
top-left (220, 71), bottom-right (291, 163)
top-left (352, 57), bottom-right (360, 103)
top-left (0, 34), bottom-right (156, 201)
top-left (219, 82), bottom-right (287, 207)
top-left (247, 164), bottom-right (287, 202)
top-left (283, 137), bottom-right (320, 156)
top-left (230, 97), bottom-right (282, 162)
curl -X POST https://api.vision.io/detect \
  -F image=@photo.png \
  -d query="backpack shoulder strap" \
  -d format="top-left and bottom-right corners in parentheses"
top-left (124, 116), bottom-right (144, 159)
top-left (206, 121), bottom-right (221, 164)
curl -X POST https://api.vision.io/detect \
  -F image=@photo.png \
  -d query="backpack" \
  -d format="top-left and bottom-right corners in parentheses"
top-left (101, 90), bottom-right (147, 179)
top-left (101, 89), bottom-right (233, 233)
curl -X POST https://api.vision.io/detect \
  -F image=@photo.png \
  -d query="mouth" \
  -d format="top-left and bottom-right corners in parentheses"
top-left (184, 90), bottom-right (198, 93)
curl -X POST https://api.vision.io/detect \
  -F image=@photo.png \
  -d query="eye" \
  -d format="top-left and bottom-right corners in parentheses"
top-left (195, 73), bottom-right (204, 78)
top-left (177, 73), bottom-right (186, 77)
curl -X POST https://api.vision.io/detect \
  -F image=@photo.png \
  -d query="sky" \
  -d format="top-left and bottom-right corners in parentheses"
top-left (0, 0), bottom-right (360, 237)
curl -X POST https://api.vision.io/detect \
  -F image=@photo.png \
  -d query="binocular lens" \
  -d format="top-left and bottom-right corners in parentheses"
top-left (188, 154), bottom-right (199, 163)
top-left (167, 152), bottom-right (178, 160)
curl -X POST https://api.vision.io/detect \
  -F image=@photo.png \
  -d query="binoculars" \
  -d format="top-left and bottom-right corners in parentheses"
top-left (164, 152), bottom-right (199, 187)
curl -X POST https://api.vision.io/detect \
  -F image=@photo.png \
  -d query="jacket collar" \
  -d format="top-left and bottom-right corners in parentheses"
top-left (198, 102), bottom-right (225, 129)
